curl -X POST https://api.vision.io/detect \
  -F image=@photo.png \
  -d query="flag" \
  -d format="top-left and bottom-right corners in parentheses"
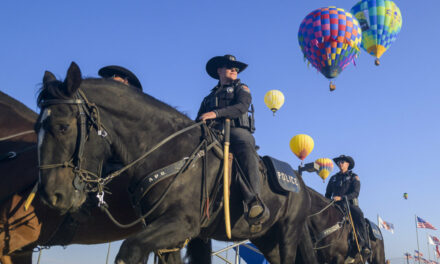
top-left (436, 245), bottom-right (440, 258)
top-left (429, 235), bottom-right (440, 245)
top-left (378, 215), bottom-right (394, 233)
top-left (404, 253), bottom-right (413, 259)
top-left (417, 216), bottom-right (437, 230)
top-left (415, 250), bottom-right (424, 257)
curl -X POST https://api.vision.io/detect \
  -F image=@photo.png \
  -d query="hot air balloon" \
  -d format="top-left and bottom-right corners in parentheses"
top-left (403, 192), bottom-right (408, 200)
top-left (290, 134), bottom-right (314, 161)
top-left (264, 90), bottom-right (285, 116)
top-left (315, 158), bottom-right (334, 182)
top-left (351, 0), bottom-right (402, 66)
top-left (298, 7), bottom-right (362, 91)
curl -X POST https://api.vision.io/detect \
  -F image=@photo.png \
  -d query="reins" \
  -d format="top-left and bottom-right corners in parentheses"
top-left (307, 199), bottom-right (335, 218)
top-left (0, 130), bottom-right (37, 162)
top-left (0, 130), bottom-right (34, 142)
top-left (38, 89), bottom-right (212, 229)
top-left (308, 199), bottom-right (348, 250)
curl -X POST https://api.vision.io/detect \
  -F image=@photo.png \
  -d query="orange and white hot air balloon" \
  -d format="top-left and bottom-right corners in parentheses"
top-left (289, 134), bottom-right (314, 161)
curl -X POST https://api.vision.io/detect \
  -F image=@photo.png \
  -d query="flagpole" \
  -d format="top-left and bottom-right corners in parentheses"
top-left (427, 234), bottom-right (431, 260)
top-left (416, 215), bottom-right (421, 264)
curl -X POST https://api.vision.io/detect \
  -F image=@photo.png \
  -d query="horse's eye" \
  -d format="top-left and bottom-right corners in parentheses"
top-left (58, 124), bottom-right (69, 133)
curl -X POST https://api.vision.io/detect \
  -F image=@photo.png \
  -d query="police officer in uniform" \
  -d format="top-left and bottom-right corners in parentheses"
top-left (197, 54), bottom-right (269, 226)
top-left (325, 155), bottom-right (371, 256)
top-left (98, 65), bottom-right (143, 91)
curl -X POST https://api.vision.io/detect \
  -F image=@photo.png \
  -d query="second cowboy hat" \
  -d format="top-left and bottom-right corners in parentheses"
top-left (206, 54), bottom-right (248, 79)
top-left (98, 65), bottom-right (143, 91)
top-left (333, 155), bottom-right (355, 170)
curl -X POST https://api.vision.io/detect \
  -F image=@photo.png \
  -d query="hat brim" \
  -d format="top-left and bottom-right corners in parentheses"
top-left (333, 156), bottom-right (355, 170)
top-left (98, 65), bottom-right (142, 91)
top-left (206, 56), bottom-right (248, 79)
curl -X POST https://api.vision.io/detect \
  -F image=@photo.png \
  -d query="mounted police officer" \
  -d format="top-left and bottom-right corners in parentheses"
top-left (98, 65), bottom-right (143, 91)
top-left (197, 54), bottom-right (269, 227)
top-left (325, 155), bottom-right (371, 257)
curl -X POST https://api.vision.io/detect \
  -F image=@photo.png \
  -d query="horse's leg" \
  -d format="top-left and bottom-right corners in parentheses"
top-left (185, 238), bottom-right (211, 264)
top-left (155, 251), bottom-right (183, 264)
top-left (0, 255), bottom-right (12, 264)
top-left (251, 225), bottom-right (281, 264)
top-left (115, 220), bottom-right (197, 264)
top-left (297, 223), bottom-right (318, 264)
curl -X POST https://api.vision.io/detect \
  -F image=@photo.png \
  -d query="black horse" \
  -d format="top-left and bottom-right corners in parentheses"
top-left (36, 62), bottom-right (318, 264)
top-left (365, 220), bottom-right (385, 264)
top-left (306, 187), bottom-right (366, 264)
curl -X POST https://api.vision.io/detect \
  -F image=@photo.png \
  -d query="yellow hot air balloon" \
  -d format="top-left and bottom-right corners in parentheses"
top-left (315, 158), bottom-right (334, 182)
top-left (264, 90), bottom-right (285, 116)
top-left (289, 134), bottom-right (314, 161)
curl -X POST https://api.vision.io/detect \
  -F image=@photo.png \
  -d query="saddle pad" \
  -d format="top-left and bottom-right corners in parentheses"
top-left (263, 155), bottom-right (300, 194)
top-left (367, 219), bottom-right (383, 241)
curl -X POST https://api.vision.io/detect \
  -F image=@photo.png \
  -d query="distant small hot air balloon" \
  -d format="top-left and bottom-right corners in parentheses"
top-left (351, 0), bottom-right (402, 66)
top-left (315, 158), bottom-right (334, 182)
top-left (403, 192), bottom-right (408, 200)
top-left (264, 90), bottom-right (285, 116)
top-left (290, 134), bottom-right (314, 161)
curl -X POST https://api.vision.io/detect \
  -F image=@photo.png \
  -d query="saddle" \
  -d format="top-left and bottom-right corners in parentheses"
top-left (366, 218), bottom-right (383, 241)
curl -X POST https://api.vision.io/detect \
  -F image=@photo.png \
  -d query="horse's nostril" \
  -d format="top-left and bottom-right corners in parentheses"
top-left (51, 192), bottom-right (64, 207)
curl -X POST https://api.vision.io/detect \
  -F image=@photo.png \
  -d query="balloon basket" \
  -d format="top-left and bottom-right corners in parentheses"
top-left (375, 58), bottom-right (380, 66)
top-left (329, 82), bottom-right (336, 92)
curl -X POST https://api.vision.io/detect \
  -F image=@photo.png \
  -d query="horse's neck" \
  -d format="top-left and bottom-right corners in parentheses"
top-left (0, 102), bottom-right (36, 138)
top-left (85, 83), bottom-right (200, 175)
top-left (310, 196), bottom-right (343, 230)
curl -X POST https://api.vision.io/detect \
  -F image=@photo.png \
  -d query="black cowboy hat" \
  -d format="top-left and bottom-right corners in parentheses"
top-left (333, 155), bottom-right (355, 170)
top-left (206, 54), bottom-right (248, 79)
top-left (98, 65), bottom-right (142, 91)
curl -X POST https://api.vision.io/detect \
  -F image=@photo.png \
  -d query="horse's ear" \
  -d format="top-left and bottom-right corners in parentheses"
top-left (43, 71), bottom-right (56, 84)
top-left (63, 62), bottom-right (82, 96)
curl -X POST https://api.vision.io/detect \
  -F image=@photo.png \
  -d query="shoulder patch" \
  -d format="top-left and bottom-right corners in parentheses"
top-left (241, 85), bottom-right (250, 93)
top-left (355, 176), bottom-right (360, 181)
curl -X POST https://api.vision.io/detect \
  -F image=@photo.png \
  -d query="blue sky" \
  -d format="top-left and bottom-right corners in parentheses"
top-left (1, 0), bottom-right (439, 263)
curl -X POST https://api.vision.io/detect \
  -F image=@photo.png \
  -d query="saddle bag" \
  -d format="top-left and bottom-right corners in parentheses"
top-left (262, 156), bottom-right (300, 194)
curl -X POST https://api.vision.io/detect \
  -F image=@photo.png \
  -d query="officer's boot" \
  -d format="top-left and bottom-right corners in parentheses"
top-left (359, 222), bottom-right (371, 257)
top-left (237, 152), bottom-right (269, 227)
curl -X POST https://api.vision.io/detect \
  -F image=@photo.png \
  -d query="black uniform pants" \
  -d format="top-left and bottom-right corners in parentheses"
top-left (229, 127), bottom-right (261, 204)
top-left (349, 204), bottom-right (369, 247)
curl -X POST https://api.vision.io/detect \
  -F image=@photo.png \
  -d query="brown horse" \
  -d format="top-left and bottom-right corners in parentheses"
top-left (0, 91), bottom-right (184, 264)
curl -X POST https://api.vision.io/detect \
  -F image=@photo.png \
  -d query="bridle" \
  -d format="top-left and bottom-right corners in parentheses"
top-left (38, 90), bottom-right (110, 199)
top-left (37, 89), bottom-right (206, 215)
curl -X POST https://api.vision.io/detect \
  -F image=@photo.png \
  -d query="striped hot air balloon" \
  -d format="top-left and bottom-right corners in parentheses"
top-left (315, 158), bottom-right (334, 182)
top-left (289, 134), bottom-right (314, 161)
top-left (351, 0), bottom-right (402, 65)
top-left (264, 90), bottom-right (285, 116)
top-left (298, 6), bottom-right (362, 91)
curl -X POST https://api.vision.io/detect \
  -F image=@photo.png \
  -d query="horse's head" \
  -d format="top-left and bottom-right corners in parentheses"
top-left (37, 62), bottom-right (111, 213)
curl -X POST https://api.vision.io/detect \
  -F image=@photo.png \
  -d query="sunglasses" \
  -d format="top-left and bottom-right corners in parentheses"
top-left (224, 66), bottom-right (240, 73)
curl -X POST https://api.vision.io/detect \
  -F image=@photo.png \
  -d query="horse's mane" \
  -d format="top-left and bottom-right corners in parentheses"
top-left (37, 78), bottom-right (193, 121)
top-left (306, 186), bottom-right (332, 205)
top-left (0, 91), bottom-right (38, 123)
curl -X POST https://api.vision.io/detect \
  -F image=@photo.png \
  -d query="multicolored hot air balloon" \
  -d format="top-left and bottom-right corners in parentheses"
top-left (264, 90), bottom-right (285, 116)
top-left (315, 158), bottom-right (334, 182)
top-left (403, 192), bottom-right (408, 200)
top-left (351, 0), bottom-right (402, 66)
top-left (298, 7), bottom-right (362, 91)
top-left (289, 134), bottom-right (314, 161)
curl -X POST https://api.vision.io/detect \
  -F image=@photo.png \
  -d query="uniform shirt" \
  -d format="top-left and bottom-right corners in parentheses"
top-left (196, 79), bottom-right (251, 120)
top-left (325, 170), bottom-right (360, 202)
